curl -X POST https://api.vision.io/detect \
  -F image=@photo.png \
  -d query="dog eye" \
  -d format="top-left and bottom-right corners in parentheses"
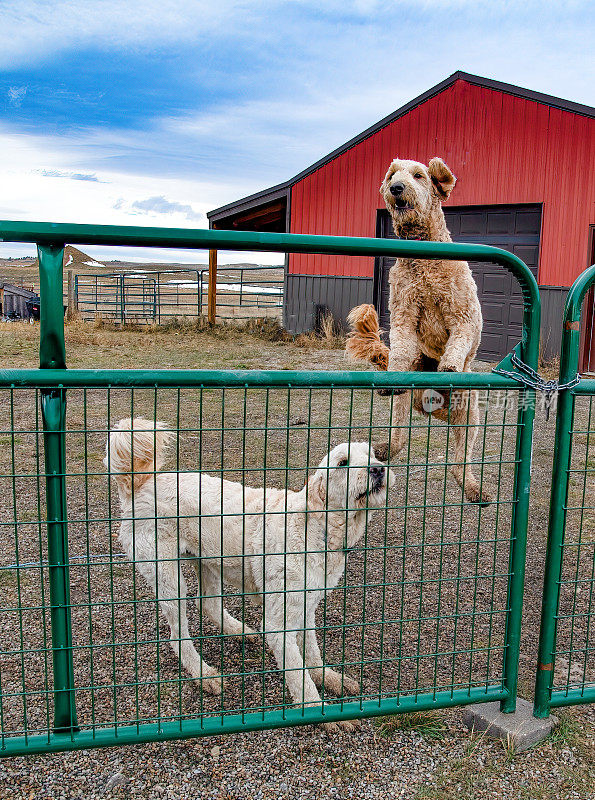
top-left (414, 172), bottom-right (423, 179)
top-left (337, 458), bottom-right (348, 467)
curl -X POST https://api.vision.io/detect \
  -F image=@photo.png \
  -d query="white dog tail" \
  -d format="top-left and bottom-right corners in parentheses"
top-left (104, 417), bottom-right (172, 499)
top-left (346, 304), bottom-right (389, 371)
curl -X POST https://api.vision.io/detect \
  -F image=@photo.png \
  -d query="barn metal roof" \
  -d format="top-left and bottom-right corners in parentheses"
top-left (207, 71), bottom-right (595, 226)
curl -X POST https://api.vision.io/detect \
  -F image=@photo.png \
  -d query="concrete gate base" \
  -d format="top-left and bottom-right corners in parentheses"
top-left (462, 698), bottom-right (558, 752)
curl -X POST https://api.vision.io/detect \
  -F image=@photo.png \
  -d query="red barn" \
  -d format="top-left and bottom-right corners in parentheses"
top-left (208, 72), bottom-right (595, 361)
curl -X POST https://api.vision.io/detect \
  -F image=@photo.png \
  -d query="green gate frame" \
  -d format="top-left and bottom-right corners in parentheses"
top-left (534, 263), bottom-right (595, 718)
top-left (0, 220), bottom-right (540, 755)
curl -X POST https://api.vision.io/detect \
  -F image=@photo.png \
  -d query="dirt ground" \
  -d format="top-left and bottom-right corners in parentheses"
top-left (0, 320), bottom-right (594, 800)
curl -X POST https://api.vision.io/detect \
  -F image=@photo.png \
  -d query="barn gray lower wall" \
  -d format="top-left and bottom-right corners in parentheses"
top-left (284, 274), bottom-right (373, 334)
top-left (284, 274), bottom-right (569, 362)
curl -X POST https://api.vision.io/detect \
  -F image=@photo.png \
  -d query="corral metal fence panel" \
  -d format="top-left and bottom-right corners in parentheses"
top-left (0, 222), bottom-right (540, 755)
top-left (74, 266), bottom-right (284, 324)
top-left (75, 269), bottom-right (202, 324)
top-left (534, 263), bottom-right (595, 718)
top-left (211, 265), bottom-right (284, 320)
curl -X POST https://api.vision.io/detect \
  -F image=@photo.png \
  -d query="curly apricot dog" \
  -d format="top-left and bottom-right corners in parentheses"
top-left (347, 157), bottom-right (490, 505)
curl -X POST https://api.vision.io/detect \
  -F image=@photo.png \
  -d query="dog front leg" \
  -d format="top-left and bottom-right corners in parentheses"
top-left (387, 319), bottom-right (423, 374)
top-left (266, 626), bottom-right (358, 734)
top-left (374, 319), bottom-right (420, 461)
top-left (262, 589), bottom-right (319, 704)
top-left (373, 391), bottom-right (412, 462)
top-left (438, 324), bottom-right (478, 373)
top-left (303, 610), bottom-right (360, 697)
top-left (449, 389), bottom-right (492, 505)
top-left (265, 626), bottom-right (321, 707)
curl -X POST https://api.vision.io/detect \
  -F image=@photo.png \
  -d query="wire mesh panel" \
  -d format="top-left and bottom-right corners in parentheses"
top-left (551, 392), bottom-right (595, 697)
top-left (0, 377), bottom-right (529, 752)
top-left (214, 266), bottom-right (284, 320)
top-left (534, 263), bottom-right (595, 717)
top-left (0, 389), bottom-right (53, 743)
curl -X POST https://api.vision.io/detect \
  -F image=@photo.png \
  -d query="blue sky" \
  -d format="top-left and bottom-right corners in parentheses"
top-left (0, 0), bottom-right (593, 263)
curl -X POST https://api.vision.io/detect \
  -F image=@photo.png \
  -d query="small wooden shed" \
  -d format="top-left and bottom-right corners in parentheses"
top-left (0, 282), bottom-right (38, 319)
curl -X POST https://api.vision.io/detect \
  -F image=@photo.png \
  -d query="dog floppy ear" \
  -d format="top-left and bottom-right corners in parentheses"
top-left (105, 417), bottom-right (172, 499)
top-left (428, 157), bottom-right (456, 200)
top-left (306, 472), bottom-right (327, 511)
top-left (379, 159), bottom-right (398, 194)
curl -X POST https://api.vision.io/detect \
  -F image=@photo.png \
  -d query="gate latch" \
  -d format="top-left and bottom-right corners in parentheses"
top-left (493, 351), bottom-right (581, 421)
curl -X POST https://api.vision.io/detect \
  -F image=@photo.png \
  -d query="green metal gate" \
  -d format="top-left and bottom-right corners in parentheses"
top-left (0, 221), bottom-right (540, 755)
top-left (534, 264), bottom-right (595, 718)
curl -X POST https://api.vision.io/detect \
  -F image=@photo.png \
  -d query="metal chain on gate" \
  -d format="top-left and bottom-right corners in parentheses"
top-left (493, 351), bottom-right (582, 420)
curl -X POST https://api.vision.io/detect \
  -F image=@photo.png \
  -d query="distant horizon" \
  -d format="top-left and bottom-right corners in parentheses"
top-left (0, 252), bottom-right (284, 267)
top-left (0, 243), bottom-right (285, 267)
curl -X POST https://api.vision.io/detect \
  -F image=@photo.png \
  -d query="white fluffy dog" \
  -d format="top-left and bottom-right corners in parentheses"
top-left (105, 418), bottom-right (394, 730)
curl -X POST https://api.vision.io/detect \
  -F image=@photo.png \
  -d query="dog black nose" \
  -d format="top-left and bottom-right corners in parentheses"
top-left (390, 182), bottom-right (405, 196)
top-left (369, 465), bottom-right (384, 480)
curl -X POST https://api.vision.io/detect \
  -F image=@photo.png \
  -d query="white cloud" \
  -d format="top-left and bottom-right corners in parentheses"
top-left (166, 85), bottom-right (400, 174)
top-left (129, 195), bottom-right (203, 222)
top-left (0, 0), bottom-right (257, 68)
top-left (8, 86), bottom-right (27, 107)
top-left (36, 168), bottom-right (102, 182)
top-left (2, 0), bottom-right (587, 72)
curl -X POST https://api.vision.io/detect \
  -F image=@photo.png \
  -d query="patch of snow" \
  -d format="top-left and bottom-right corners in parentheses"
top-left (65, 254), bottom-right (73, 267)
top-left (165, 279), bottom-right (281, 295)
top-left (84, 260), bottom-right (105, 268)
top-left (218, 283), bottom-right (282, 295)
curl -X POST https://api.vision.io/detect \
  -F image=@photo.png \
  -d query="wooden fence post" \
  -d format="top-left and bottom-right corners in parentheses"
top-left (208, 249), bottom-right (217, 325)
top-left (66, 270), bottom-right (78, 320)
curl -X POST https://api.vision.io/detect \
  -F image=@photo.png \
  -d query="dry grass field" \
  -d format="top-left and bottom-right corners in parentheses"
top-left (0, 320), bottom-right (594, 799)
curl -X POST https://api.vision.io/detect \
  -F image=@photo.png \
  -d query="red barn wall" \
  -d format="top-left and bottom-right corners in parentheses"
top-left (289, 79), bottom-right (595, 287)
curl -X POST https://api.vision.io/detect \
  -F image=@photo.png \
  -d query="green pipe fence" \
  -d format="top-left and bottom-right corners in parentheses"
top-left (73, 269), bottom-right (203, 324)
top-left (534, 263), bottom-right (595, 718)
top-left (72, 266), bottom-right (283, 325)
top-left (73, 266), bottom-right (284, 325)
top-left (204, 265), bottom-right (284, 317)
top-left (0, 221), bottom-right (540, 756)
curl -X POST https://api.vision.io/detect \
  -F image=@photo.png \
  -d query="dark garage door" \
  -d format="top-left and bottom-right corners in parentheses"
top-left (375, 204), bottom-right (541, 361)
